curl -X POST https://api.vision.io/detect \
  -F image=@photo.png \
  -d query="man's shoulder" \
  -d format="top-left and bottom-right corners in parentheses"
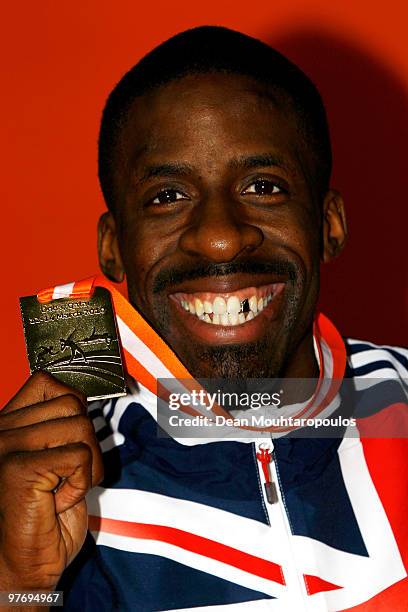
top-left (344, 336), bottom-right (408, 378)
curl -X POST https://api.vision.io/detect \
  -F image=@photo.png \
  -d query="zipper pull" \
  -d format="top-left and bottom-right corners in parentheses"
top-left (256, 445), bottom-right (279, 504)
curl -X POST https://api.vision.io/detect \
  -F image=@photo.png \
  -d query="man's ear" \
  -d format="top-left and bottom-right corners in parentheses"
top-left (322, 189), bottom-right (348, 262)
top-left (97, 212), bottom-right (125, 282)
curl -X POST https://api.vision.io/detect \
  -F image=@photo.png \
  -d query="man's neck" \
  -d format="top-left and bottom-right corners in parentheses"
top-left (281, 329), bottom-right (320, 379)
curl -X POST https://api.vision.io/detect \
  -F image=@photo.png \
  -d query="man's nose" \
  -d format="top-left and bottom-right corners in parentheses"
top-left (179, 195), bottom-right (264, 262)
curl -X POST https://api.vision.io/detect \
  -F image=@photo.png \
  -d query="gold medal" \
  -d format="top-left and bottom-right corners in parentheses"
top-left (20, 287), bottom-right (126, 401)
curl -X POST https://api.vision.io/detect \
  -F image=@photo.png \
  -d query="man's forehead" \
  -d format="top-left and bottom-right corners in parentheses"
top-left (123, 72), bottom-right (295, 137)
top-left (121, 76), bottom-right (302, 167)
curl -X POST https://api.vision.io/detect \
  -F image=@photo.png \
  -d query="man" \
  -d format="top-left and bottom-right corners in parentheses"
top-left (0, 26), bottom-right (407, 611)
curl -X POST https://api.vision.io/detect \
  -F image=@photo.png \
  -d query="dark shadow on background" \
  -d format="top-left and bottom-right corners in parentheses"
top-left (269, 30), bottom-right (407, 346)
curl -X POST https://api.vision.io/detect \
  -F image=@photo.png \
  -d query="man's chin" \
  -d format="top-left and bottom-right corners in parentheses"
top-left (154, 308), bottom-right (290, 378)
top-left (178, 337), bottom-right (286, 379)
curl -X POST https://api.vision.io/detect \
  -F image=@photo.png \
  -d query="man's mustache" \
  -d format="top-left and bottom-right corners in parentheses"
top-left (152, 258), bottom-right (298, 293)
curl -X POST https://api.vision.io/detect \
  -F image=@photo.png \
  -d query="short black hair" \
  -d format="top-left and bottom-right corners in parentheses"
top-left (98, 25), bottom-right (332, 211)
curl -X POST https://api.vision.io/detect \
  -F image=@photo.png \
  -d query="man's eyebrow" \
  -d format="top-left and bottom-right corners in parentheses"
top-left (136, 154), bottom-right (295, 183)
top-left (229, 153), bottom-right (292, 172)
top-left (139, 162), bottom-right (194, 183)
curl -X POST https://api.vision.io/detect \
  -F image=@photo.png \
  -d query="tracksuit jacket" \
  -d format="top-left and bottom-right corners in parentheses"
top-left (57, 314), bottom-right (408, 611)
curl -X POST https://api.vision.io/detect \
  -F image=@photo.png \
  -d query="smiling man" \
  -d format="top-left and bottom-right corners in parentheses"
top-left (0, 26), bottom-right (407, 612)
top-left (97, 32), bottom-right (342, 383)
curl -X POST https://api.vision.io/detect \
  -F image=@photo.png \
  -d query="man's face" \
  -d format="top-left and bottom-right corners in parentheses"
top-left (99, 73), bottom-right (344, 378)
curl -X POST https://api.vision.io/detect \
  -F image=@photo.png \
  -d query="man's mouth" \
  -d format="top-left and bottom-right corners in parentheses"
top-left (158, 268), bottom-right (292, 347)
top-left (172, 282), bottom-right (284, 326)
top-left (154, 259), bottom-right (297, 353)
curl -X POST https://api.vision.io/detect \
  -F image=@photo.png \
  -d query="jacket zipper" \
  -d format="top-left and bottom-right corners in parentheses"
top-left (255, 440), bottom-right (315, 610)
top-left (256, 443), bottom-right (279, 504)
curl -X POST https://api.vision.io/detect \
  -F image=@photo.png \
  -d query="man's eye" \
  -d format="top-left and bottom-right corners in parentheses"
top-left (242, 179), bottom-right (284, 196)
top-left (151, 189), bottom-right (188, 204)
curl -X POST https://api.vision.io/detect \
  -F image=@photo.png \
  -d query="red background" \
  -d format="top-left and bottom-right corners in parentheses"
top-left (1, 1), bottom-right (407, 405)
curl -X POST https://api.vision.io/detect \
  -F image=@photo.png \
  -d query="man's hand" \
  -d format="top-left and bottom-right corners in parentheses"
top-left (0, 372), bottom-right (104, 591)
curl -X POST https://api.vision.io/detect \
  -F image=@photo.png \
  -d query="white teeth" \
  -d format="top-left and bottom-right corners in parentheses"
top-left (227, 295), bottom-right (241, 315)
top-left (182, 287), bottom-right (275, 325)
top-left (228, 313), bottom-right (239, 325)
top-left (249, 295), bottom-right (258, 314)
top-left (213, 296), bottom-right (227, 315)
top-left (220, 313), bottom-right (229, 326)
top-left (203, 300), bottom-right (213, 314)
top-left (195, 298), bottom-right (204, 317)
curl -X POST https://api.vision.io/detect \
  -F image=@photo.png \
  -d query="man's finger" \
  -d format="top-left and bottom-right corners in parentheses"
top-left (0, 415), bottom-right (104, 486)
top-left (2, 371), bottom-right (86, 414)
top-left (0, 442), bottom-right (93, 518)
top-left (0, 394), bottom-right (86, 431)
